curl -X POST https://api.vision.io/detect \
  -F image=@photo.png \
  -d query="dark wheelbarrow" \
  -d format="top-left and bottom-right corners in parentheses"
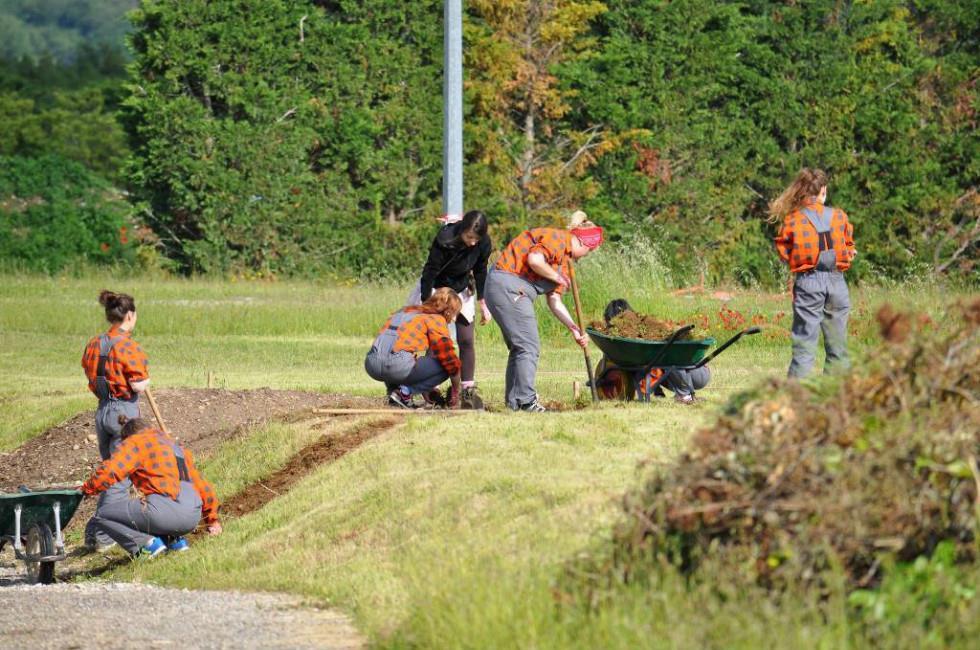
top-left (586, 324), bottom-right (761, 402)
top-left (0, 488), bottom-right (84, 584)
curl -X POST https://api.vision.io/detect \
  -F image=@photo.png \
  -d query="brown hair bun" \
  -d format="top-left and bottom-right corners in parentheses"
top-left (98, 289), bottom-right (136, 323)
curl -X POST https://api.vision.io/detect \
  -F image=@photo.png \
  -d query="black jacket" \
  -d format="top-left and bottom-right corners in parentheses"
top-left (419, 222), bottom-right (492, 303)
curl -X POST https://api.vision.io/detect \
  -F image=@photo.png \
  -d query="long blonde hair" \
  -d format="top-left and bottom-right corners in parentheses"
top-left (408, 287), bottom-right (462, 323)
top-left (768, 168), bottom-right (828, 222)
top-left (567, 210), bottom-right (596, 229)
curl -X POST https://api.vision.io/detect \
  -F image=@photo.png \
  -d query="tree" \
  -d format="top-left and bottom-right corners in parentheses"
top-left (465, 0), bottom-right (639, 225)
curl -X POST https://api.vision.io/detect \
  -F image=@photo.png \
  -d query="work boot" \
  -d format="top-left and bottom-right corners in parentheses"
top-left (459, 386), bottom-right (485, 410)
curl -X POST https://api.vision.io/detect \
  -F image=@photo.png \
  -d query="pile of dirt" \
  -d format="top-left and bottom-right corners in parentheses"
top-left (578, 299), bottom-right (980, 595)
top-left (590, 310), bottom-right (695, 341)
top-left (0, 388), bottom-right (382, 492)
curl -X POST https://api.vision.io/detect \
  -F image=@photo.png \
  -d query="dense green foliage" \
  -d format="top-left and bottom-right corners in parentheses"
top-left (0, 0), bottom-right (137, 62)
top-left (125, 0), bottom-right (978, 282)
top-left (1, 1), bottom-right (976, 282)
top-left (0, 46), bottom-right (130, 178)
top-left (570, 0), bottom-right (980, 284)
top-left (0, 155), bottom-right (135, 271)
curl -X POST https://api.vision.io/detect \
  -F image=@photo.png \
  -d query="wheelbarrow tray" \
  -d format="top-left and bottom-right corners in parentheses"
top-left (586, 328), bottom-right (716, 368)
top-left (0, 490), bottom-right (83, 539)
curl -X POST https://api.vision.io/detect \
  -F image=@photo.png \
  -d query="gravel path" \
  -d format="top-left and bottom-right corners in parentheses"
top-left (0, 582), bottom-right (363, 649)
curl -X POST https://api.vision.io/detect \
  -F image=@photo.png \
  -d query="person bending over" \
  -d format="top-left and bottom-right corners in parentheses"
top-left (366, 288), bottom-right (463, 409)
top-left (413, 210), bottom-right (493, 408)
top-left (80, 417), bottom-right (221, 558)
top-left (484, 211), bottom-right (603, 412)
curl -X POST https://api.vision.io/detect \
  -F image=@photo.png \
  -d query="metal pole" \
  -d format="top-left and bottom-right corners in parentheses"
top-left (443, 0), bottom-right (464, 221)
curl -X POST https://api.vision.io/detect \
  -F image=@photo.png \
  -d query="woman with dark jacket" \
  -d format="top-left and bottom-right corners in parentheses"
top-left (411, 210), bottom-right (492, 409)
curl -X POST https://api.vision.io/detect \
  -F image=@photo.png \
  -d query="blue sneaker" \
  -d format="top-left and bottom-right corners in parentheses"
top-left (140, 536), bottom-right (167, 559)
top-left (166, 536), bottom-right (190, 552)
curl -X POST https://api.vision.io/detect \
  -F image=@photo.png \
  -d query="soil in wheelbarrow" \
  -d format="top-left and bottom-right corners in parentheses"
top-left (591, 310), bottom-right (698, 341)
top-left (0, 388), bottom-right (382, 493)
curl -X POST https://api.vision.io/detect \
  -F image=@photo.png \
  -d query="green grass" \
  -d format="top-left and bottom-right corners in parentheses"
top-left (1, 272), bottom-right (973, 648)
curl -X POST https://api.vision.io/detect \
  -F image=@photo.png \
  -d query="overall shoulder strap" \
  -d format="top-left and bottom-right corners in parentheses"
top-left (95, 334), bottom-right (124, 401)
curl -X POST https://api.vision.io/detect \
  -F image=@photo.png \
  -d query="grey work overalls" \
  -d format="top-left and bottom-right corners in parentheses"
top-left (788, 206), bottom-right (851, 378)
top-left (484, 269), bottom-right (559, 409)
top-left (364, 311), bottom-right (450, 394)
top-left (85, 333), bottom-right (141, 547)
top-left (88, 435), bottom-right (203, 555)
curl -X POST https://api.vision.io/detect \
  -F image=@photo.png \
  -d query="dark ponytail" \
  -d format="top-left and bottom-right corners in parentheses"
top-left (99, 290), bottom-right (136, 323)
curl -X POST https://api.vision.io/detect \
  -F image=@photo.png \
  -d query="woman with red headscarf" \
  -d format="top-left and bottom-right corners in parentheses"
top-left (484, 211), bottom-right (603, 412)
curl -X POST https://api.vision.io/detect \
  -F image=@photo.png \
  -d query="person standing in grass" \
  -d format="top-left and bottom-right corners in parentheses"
top-left (772, 168), bottom-right (857, 378)
top-left (485, 211), bottom-right (603, 412)
top-left (80, 417), bottom-right (222, 557)
top-left (411, 210), bottom-right (493, 409)
top-left (366, 287), bottom-right (463, 409)
top-left (80, 290), bottom-right (150, 550)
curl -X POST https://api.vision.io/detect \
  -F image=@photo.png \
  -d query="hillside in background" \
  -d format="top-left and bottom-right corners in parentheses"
top-left (0, 0), bottom-right (137, 62)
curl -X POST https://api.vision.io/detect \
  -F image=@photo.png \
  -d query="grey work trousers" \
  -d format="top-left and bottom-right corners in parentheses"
top-left (788, 270), bottom-right (851, 378)
top-left (485, 271), bottom-right (543, 409)
top-left (87, 481), bottom-right (203, 555)
top-left (86, 397), bottom-right (141, 547)
top-left (364, 349), bottom-right (449, 395)
top-left (661, 366), bottom-right (711, 397)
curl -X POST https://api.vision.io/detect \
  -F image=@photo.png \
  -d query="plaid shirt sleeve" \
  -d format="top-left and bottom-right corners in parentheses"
top-left (841, 210), bottom-right (856, 259)
top-left (81, 436), bottom-right (142, 495)
top-left (115, 338), bottom-right (149, 384)
top-left (774, 214), bottom-right (794, 263)
top-left (425, 316), bottom-right (461, 375)
top-left (185, 449), bottom-right (220, 524)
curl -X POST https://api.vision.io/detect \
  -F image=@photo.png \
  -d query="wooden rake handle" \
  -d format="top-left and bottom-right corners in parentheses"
top-left (568, 263), bottom-right (598, 403)
top-left (143, 387), bottom-right (169, 433)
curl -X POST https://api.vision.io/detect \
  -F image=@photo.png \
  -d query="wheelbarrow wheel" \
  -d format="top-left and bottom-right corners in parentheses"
top-left (24, 522), bottom-right (56, 585)
top-left (594, 362), bottom-right (635, 401)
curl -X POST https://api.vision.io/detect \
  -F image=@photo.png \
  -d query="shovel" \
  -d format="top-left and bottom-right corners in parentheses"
top-left (568, 263), bottom-right (598, 403)
top-left (143, 387), bottom-right (170, 433)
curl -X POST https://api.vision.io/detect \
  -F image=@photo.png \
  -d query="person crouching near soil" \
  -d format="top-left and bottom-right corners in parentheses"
top-left (485, 211), bottom-right (602, 412)
top-left (80, 290), bottom-right (150, 551)
top-left (366, 288), bottom-right (463, 409)
top-left (79, 416), bottom-right (222, 558)
top-left (596, 299), bottom-right (709, 404)
top-left (771, 168), bottom-right (856, 378)
top-left (411, 210), bottom-right (493, 409)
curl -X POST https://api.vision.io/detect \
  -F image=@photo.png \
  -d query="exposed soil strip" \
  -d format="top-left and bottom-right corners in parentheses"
top-left (221, 416), bottom-right (401, 518)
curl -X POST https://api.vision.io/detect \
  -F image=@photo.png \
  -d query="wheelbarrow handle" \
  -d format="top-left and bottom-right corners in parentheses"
top-left (694, 326), bottom-right (762, 369)
top-left (647, 324), bottom-right (697, 369)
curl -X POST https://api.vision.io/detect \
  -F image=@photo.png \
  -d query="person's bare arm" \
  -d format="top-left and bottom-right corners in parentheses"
top-left (547, 293), bottom-right (588, 348)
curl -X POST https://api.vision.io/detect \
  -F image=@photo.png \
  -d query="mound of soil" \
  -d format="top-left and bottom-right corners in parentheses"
top-left (0, 388), bottom-right (382, 492)
top-left (579, 299), bottom-right (980, 594)
top-left (591, 310), bottom-right (694, 341)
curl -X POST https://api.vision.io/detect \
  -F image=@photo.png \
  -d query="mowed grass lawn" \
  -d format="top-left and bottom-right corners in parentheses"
top-left (0, 272), bottom-right (963, 648)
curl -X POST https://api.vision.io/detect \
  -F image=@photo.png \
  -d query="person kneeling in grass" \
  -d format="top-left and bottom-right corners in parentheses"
top-left (365, 287), bottom-right (463, 409)
top-left (596, 299), bottom-right (710, 405)
top-left (80, 416), bottom-right (222, 558)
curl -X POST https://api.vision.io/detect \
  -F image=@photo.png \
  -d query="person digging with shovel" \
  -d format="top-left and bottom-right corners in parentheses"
top-left (484, 211), bottom-right (602, 412)
top-left (365, 288), bottom-right (463, 409)
top-left (410, 210), bottom-right (493, 410)
top-left (79, 416), bottom-right (222, 558)
top-left (80, 290), bottom-right (150, 551)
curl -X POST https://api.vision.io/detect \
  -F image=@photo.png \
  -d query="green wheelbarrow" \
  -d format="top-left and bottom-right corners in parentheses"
top-left (586, 324), bottom-right (761, 401)
top-left (0, 488), bottom-right (84, 584)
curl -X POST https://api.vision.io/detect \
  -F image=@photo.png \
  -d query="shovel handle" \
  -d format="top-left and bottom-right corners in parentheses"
top-left (143, 387), bottom-right (168, 433)
top-left (568, 264), bottom-right (598, 403)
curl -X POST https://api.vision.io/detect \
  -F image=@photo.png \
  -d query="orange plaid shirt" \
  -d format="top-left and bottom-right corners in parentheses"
top-left (377, 309), bottom-right (461, 375)
top-left (81, 326), bottom-right (149, 400)
top-left (494, 228), bottom-right (572, 295)
top-left (82, 427), bottom-right (220, 524)
top-left (774, 202), bottom-right (856, 273)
